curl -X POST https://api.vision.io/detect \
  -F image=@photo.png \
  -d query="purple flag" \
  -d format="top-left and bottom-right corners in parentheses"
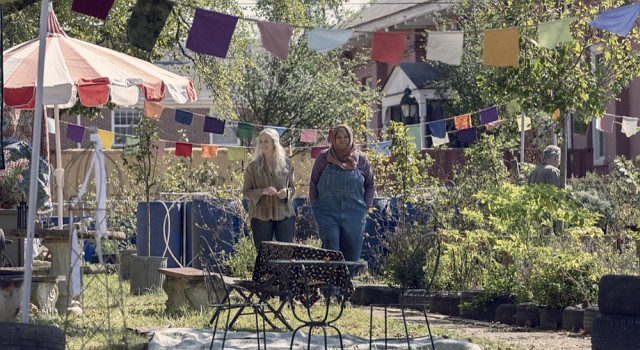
top-left (187, 9), bottom-right (238, 58)
top-left (458, 128), bottom-right (477, 147)
top-left (479, 106), bottom-right (499, 125)
top-left (67, 124), bottom-right (85, 143)
top-left (203, 116), bottom-right (226, 134)
top-left (175, 110), bottom-right (193, 125)
top-left (72, 0), bottom-right (115, 20)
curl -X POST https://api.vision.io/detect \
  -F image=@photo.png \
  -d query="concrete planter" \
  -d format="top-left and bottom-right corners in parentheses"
top-left (0, 270), bottom-right (24, 322)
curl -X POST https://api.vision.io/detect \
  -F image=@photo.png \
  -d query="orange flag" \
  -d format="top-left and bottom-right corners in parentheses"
top-left (202, 144), bottom-right (219, 158)
top-left (144, 100), bottom-right (164, 120)
top-left (483, 28), bottom-right (519, 67)
top-left (454, 114), bottom-right (472, 130)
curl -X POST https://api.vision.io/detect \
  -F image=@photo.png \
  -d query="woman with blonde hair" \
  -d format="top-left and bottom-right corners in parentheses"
top-left (243, 128), bottom-right (296, 248)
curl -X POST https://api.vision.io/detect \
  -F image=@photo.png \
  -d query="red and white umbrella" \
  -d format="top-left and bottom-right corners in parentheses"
top-left (3, 4), bottom-right (197, 228)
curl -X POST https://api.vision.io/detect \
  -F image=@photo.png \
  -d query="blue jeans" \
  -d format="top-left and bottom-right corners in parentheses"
top-left (251, 216), bottom-right (295, 249)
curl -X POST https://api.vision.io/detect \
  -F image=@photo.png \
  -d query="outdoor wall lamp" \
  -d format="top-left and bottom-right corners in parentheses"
top-left (400, 87), bottom-right (418, 125)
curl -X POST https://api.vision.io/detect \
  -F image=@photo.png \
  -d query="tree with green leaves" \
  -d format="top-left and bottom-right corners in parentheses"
top-left (432, 0), bottom-right (640, 185)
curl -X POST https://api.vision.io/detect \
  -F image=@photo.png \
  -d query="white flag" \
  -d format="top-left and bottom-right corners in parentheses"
top-left (426, 31), bottom-right (464, 65)
top-left (431, 133), bottom-right (450, 146)
top-left (622, 116), bottom-right (638, 137)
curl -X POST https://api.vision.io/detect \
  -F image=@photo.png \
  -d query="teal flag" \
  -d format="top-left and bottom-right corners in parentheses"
top-left (237, 122), bottom-right (255, 139)
top-left (407, 124), bottom-right (422, 150)
top-left (538, 18), bottom-right (575, 49)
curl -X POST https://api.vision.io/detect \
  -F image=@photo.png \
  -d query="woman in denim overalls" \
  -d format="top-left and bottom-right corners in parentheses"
top-left (309, 125), bottom-right (375, 263)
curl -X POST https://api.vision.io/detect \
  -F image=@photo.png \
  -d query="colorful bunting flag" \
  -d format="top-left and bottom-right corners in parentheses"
top-left (310, 146), bottom-right (329, 159)
top-left (144, 100), bottom-right (164, 120)
top-left (479, 106), bottom-right (499, 125)
top-left (300, 129), bottom-right (317, 143)
top-left (589, 3), bottom-right (640, 37)
top-left (97, 129), bottom-right (114, 149)
top-left (516, 116), bottom-right (532, 132)
top-left (426, 31), bottom-right (464, 65)
top-left (257, 21), bottom-right (293, 60)
top-left (429, 120), bottom-right (449, 146)
top-left (458, 128), bottom-right (477, 146)
top-left (369, 141), bottom-right (392, 155)
top-left (307, 28), bottom-right (353, 53)
top-left (486, 120), bottom-right (506, 130)
top-left (67, 124), bottom-right (85, 143)
top-left (46, 117), bottom-right (56, 135)
top-left (371, 32), bottom-right (407, 66)
top-left (622, 116), bottom-right (638, 137)
top-left (265, 126), bottom-right (286, 136)
top-left (127, 0), bottom-right (174, 51)
top-left (71, 0), bottom-right (115, 20)
top-left (505, 100), bottom-right (521, 115)
top-left (202, 144), bottom-right (219, 158)
top-left (175, 110), bottom-right (194, 125)
top-left (595, 115), bottom-right (615, 134)
top-left (454, 114), bottom-right (472, 130)
top-left (551, 109), bottom-right (561, 120)
top-left (227, 147), bottom-right (245, 161)
top-left (483, 28), bottom-right (519, 67)
top-left (152, 140), bottom-right (166, 158)
top-left (203, 116), bottom-right (226, 134)
top-left (237, 123), bottom-right (255, 139)
top-left (175, 142), bottom-right (193, 157)
top-left (187, 9), bottom-right (238, 58)
top-left (538, 17), bottom-right (575, 49)
top-left (407, 124), bottom-right (422, 149)
top-left (124, 136), bottom-right (139, 156)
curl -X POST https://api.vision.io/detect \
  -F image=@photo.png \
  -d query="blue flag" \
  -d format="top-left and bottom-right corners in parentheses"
top-left (590, 3), bottom-right (640, 37)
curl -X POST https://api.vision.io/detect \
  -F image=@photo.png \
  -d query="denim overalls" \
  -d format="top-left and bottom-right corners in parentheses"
top-left (312, 163), bottom-right (368, 262)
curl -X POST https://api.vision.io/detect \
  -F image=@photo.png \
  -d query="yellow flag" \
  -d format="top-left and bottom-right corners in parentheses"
top-left (516, 116), bottom-right (532, 132)
top-left (97, 129), bottom-right (114, 149)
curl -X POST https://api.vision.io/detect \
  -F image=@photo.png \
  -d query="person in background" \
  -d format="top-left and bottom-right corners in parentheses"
top-left (243, 128), bottom-right (295, 249)
top-left (309, 124), bottom-right (375, 264)
top-left (528, 145), bottom-right (562, 188)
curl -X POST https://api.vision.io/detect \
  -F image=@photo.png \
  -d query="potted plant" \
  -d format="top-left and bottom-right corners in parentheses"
top-left (122, 116), bottom-right (167, 294)
top-left (0, 150), bottom-right (28, 209)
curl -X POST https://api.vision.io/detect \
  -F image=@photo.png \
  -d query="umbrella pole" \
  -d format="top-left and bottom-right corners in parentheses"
top-left (21, 0), bottom-right (49, 323)
top-left (54, 105), bottom-right (64, 229)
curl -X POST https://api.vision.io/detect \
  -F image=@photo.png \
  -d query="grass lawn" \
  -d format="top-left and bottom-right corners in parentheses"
top-left (27, 272), bottom-right (520, 349)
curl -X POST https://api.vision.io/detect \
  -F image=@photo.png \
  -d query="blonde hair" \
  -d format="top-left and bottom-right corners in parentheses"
top-left (253, 128), bottom-right (288, 175)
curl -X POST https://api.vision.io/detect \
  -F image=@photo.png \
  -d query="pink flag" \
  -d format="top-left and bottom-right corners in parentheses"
top-left (371, 32), bottom-right (407, 66)
top-left (300, 129), bottom-right (318, 143)
top-left (257, 21), bottom-right (293, 60)
top-left (144, 100), bottom-right (164, 120)
top-left (152, 140), bottom-right (166, 158)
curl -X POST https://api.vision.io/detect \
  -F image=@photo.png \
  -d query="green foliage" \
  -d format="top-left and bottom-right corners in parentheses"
top-left (571, 189), bottom-right (617, 231)
top-left (528, 245), bottom-right (602, 308)
top-left (366, 122), bottom-right (434, 200)
top-left (381, 227), bottom-right (436, 290)
top-left (226, 236), bottom-right (257, 279)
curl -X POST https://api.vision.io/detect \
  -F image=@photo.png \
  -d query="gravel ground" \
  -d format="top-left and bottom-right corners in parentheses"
top-left (373, 307), bottom-right (591, 350)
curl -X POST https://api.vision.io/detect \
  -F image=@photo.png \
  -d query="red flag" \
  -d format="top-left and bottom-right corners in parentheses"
top-left (371, 32), bottom-right (407, 66)
top-left (175, 142), bottom-right (193, 157)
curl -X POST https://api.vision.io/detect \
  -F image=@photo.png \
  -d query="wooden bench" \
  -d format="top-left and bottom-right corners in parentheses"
top-left (158, 267), bottom-right (209, 311)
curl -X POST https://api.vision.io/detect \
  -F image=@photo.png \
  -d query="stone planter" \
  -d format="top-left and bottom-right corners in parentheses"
top-left (539, 307), bottom-right (563, 330)
top-left (562, 306), bottom-right (584, 332)
top-left (0, 270), bottom-right (24, 322)
top-left (130, 255), bottom-right (168, 295)
top-left (495, 303), bottom-right (517, 325)
top-left (583, 305), bottom-right (600, 334)
top-left (351, 285), bottom-right (401, 305)
top-left (429, 293), bottom-right (461, 316)
top-left (516, 302), bottom-right (540, 328)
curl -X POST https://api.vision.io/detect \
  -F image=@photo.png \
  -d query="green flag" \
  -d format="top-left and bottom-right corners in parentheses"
top-left (407, 124), bottom-right (423, 150)
top-left (237, 122), bottom-right (255, 139)
top-left (227, 146), bottom-right (245, 161)
top-left (538, 17), bottom-right (575, 49)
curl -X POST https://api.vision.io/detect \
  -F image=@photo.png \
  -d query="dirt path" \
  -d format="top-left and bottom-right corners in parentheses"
top-left (373, 308), bottom-right (591, 350)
